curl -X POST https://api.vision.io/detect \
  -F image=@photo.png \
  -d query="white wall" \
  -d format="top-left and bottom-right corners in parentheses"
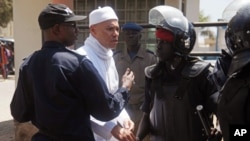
top-left (13, 0), bottom-right (51, 84)
top-left (186, 0), bottom-right (199, 22)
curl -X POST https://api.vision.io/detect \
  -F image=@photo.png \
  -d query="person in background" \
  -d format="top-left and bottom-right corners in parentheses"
top-left (217, 3), bottom-right (250, 141)
top-left (136, 5), bottom-right (220, 141)
top-left (0, 42), bottom-right (9, 79)
top-left (77, 6), bottom-right (136, 141)
top-left (113, 22), bottom-right (157, 139)
top-left (1, 40), bottom-right (15, 75)
top-left (10, 3), bottom-right (134, 141)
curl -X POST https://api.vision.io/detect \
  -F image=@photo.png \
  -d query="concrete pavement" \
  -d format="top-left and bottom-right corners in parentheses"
top-left (0, 75), bottom-right (15, 141)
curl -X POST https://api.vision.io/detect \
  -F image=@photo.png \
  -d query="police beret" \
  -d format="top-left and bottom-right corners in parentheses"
top-left (121, 22), bottom-right (143, 31)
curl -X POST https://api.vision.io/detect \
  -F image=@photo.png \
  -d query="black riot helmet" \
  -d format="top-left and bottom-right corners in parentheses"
top-left (149, 5), bottom-right (194, 56)
top-left (225, 2), bottom-right (250, 75)
top-left (225, 2), bottom-right (250, 55)
top-left (188, 22), bottom-right (196, 53)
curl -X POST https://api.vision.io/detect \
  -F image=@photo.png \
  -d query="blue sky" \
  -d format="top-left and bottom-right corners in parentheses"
top-left (200, 0), bottom-right (234, 22)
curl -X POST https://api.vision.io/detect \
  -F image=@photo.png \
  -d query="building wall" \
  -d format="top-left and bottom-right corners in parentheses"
top-left (13, 0), bottom-right (50, 83)
top-left (186, 0), bottom-right (199, 22)
top-left (165, 0), bottom-right (199, 22)
top-left (165, 0), bottom-right (181, 8)
top-left (13, 0), bottom-right (74, 84)
top-left (13, 0), bottom-right (199, 83)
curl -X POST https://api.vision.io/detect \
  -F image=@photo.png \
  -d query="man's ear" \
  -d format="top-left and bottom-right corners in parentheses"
top-left (89, 25), bottom-right (96, 35)
top-left (52, 24), bottom-right (61, 35)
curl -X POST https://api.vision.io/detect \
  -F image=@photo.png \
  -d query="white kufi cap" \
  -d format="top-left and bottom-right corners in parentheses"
top-left (89, 6), bottom-right (118, 27)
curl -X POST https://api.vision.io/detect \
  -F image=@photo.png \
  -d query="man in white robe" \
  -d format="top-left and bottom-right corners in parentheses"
top-left (77, 6), bottom-right (136, 141)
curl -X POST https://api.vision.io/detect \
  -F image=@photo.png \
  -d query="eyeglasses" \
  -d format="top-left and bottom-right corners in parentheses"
top-left (60, 22), bottom-right (77, 28)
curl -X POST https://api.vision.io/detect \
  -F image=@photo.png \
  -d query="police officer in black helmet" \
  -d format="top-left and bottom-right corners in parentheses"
top-left (136, 5), bottom-right (220, 141)
top-left (217, 2), bottom-right (250, 141)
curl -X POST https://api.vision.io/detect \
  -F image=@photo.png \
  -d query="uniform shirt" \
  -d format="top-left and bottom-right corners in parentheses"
top-left (10, 41), bottom-right (129, 141)
top-left (113, 46), bottom-right (157, 104)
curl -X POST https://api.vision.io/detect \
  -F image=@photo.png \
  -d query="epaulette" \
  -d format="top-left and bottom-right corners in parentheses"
top-left (113, 50), bottom-right (122, 56)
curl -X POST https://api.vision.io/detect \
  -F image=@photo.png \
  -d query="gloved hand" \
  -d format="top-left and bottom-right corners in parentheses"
top-left (207, 128), bottom-right (223, 141)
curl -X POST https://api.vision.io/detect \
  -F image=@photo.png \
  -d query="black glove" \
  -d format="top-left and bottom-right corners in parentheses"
top-left (207, 128), bottom-right (223, 141)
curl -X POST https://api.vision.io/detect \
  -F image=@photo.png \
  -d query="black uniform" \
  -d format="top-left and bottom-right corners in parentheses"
top-left (217, 49), bottom-right (250, 141)
top-left (210, 49), bottom-right (232, 91)
top-left (216, 3), bottom-right (250, 141)
top-left (10, 41), bottom-right (129, 141)
top-left (140, 57), bottom-right (218, 141)
top-left (217, 63), bottom-right (250, 141)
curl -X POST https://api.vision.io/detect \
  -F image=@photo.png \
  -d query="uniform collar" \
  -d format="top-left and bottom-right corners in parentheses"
top-left (123, 45), bottom-right (146, 59)
top-left (42, 41), bottom-right (65, 49)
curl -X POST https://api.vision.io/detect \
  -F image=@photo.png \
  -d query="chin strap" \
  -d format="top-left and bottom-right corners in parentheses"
top-left (167, 55), bottom-right (183, 71)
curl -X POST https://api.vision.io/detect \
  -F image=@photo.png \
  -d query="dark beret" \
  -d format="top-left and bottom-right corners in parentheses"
top-left (121, 22), bottom-right (143, 31)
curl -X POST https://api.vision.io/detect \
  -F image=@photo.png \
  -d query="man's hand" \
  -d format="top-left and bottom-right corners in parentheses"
top-left (111, 124), bottom-right (136, 141)
top-left (121, 68), bottom-right (135, 91)
top-left (123, 119), bottom-right (135, 131)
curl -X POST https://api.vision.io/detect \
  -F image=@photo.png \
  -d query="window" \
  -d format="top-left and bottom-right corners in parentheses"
top-left (73, 0), bottom-right (164, 51)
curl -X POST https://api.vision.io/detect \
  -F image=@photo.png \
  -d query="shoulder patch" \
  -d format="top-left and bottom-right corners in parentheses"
top-left (182, 60), bottom-right (211, 78)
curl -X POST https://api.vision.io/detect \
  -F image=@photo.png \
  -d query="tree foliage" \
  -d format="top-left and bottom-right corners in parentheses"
top-left (0, 0), bottom-right (13, 28)
top-left (199, 10), bottom-right (210, 22)
top-left (199, 10), bottom-right (215, 45)
top-left (199, 10), bottom-right (213, 37)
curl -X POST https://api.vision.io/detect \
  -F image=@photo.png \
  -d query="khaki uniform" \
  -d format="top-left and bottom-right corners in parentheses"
top-left (113, 46), bottom-right (157, 136)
